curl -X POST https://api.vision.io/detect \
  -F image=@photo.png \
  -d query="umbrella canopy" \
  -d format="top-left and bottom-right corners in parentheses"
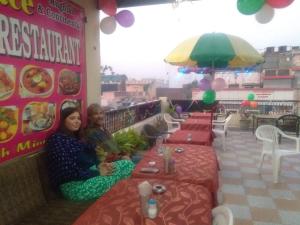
top-left (165, 32), bottom-right (264, 69)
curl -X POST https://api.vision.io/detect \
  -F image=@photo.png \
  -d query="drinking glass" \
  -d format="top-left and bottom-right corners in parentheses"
top-left (187, 133), bottom-right (192, 142)
top-left (155, 136), bottom-right (164, 155)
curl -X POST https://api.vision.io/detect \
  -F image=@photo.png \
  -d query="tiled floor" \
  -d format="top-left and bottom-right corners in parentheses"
top-left (213, 130), bottom-right (300, 225)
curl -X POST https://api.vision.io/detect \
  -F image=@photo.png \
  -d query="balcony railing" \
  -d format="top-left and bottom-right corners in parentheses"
top-left (104, 100), bottom-right (161, 133)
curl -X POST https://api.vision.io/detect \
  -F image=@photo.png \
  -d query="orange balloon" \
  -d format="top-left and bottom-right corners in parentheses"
top-left (250, 101), bottom-right (258, 108)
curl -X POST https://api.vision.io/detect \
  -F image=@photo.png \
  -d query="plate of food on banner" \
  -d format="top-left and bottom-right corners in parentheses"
top-left (0, 64), bottom-right (15, 100)
top-left (20, 65), bottom-right (54, 97)
top-left (58, 69), bottom-right (81, 95)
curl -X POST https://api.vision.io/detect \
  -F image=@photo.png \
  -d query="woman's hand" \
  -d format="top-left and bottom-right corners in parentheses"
top-left (99, 162), bottom-right (114, 176)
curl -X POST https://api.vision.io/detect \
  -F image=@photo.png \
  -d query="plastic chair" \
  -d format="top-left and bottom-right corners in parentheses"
top-left (276, 114), bottom-right (300, 143)
top-left (212, 205), bottom-right (234, 225)
top-left (163, 113), bottom-right (181, 133)
top-left (255, 125), bottom-right (300, 183)
top-left (212, 114), bottom-right (233, 151)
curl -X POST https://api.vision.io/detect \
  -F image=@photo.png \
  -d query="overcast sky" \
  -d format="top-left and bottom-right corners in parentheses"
top-left (99, 0), bottom-right (300, 80)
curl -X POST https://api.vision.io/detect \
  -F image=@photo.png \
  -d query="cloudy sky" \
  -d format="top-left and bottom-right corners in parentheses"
top-left (99, 0), bottom-right (300, 80)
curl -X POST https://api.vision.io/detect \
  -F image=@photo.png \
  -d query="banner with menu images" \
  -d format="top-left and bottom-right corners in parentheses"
top-left (0, 0), bottom-right (86, 163)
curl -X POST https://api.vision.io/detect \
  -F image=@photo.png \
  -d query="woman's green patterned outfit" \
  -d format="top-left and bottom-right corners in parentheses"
top-left (60, 160), bottom-right (134, 201)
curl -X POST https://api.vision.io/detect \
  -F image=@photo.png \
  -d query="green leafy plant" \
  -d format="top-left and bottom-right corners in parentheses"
top-left (113, 128), bottom-right (148, 155)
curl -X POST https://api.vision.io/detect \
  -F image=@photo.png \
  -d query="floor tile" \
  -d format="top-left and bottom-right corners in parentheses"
top-left (279, 210), bottom-right (300, 225)
top-left (225, 204), bottom-right (252, 220)
top-left (250, 207), bottom-right (282, 223)
top-left (247, 195), bottom-right (276, 209)
top-left (244, 179), bottom-right (266, 189)
top-left (222, 184), bottom-right (245, 195)
top-left (274, 199), bottom-right (300, 211)
top-left (269, 189), bottom-right (296, 200)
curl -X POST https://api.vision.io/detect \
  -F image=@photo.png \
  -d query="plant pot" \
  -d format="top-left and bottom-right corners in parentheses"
top-left (240, 119), bottom-right (251, 130)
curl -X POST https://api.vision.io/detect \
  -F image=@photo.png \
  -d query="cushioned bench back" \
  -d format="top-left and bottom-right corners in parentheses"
top-left (0, 153), bottom-right (47, 225)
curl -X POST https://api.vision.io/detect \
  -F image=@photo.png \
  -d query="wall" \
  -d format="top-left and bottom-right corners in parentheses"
top-left (72, 0), bottom-right (101, 105)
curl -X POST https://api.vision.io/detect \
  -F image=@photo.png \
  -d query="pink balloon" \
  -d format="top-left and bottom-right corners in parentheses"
top-left (212, 78), bottom-right (226, 91)
top-left (115, 10), bottom-right (135, 27)
top-left (199, 78), bottom-right (211, 91)
top-left (266, 0), bottom-right (294, 8)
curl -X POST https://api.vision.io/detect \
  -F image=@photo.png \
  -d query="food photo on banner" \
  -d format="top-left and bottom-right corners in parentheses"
top-left (0, 1), bottom-right (87, 163)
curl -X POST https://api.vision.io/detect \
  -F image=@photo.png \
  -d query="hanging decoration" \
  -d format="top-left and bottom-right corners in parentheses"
top-left (237, 0), bottom-right (294, 24)
top-left (202, 90), bottom-right (216, 105)
top-left (98, 0), bottom-right (135, 35)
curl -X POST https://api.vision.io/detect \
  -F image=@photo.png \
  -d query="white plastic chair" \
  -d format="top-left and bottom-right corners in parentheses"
top-left (163, 113), bottom-right (181, 133)
top-left (212, 205), bottom-right (234, 225)
top-left (255, 125), bottom-right (300, 183)
top-left (212, 114), bottom-right (233, 151)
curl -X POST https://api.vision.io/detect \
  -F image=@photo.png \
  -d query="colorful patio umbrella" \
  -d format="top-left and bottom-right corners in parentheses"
top-left (164, 32), bottom-right (264, 69)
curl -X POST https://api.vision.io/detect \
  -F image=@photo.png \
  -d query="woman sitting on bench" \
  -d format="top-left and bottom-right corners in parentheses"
top-left (46, 107), bottom-right (134, 201)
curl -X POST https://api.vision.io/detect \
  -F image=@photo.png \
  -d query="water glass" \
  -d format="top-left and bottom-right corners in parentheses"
top-left (187, 133), bottom-right (192, 142)
top-left (156, 136), bottom-right (164, 155)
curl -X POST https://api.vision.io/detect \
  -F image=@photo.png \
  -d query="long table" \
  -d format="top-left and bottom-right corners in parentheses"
top-left (181, 118), bottom-right (212, 131)
top-left (132, 144), bottom-right (219, 203)
top-left (190, 112), bottom-right (212, 120)
top-left (166, 130), bottom-right (212, 145)
top-left (72, 178), bottom-right (213, 225)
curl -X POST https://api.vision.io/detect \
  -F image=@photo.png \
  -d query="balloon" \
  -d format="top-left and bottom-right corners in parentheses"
top-left (100, 16), bottom-right (117, 34)
top-left (241, 100), bottom-right (251, 107)
top-left (247, 93), bottom-right (255, 101)
top-left (212, 78), bottom-right (226, 91)
top-left (237, 0), bottom-right (265, 15)
top-left (199, 78), bottom-right (211, 91)
top-left (99, 0), bottom-right (117, 16)
top-left (175, 105), bottom-right (182, 114)
top-left (202, 90), bottom-right (216, 105)
top-left (266, 0), bottom-right (294, 8)
top-left (250, 101), bottom-right (258, 108)
top-left (255, 4), bottom-right (274, 24)
top-left (115, 10), bottom-right (135, 28)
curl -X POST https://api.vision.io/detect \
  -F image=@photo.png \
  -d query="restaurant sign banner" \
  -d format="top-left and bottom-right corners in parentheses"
top-left (0, 0), bottom-right (86, 163)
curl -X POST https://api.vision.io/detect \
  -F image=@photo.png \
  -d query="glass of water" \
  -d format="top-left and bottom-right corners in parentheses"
top-left (187, 133), bottom-right (192, 142)
top-left (156, 136), bottom-right (164, 155)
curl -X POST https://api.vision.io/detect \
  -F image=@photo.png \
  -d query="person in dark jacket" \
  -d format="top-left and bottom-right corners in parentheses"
top-left (46, 107), bottom-right (134, 201)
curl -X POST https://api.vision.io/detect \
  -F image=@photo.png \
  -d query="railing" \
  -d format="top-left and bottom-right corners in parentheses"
top-left (169, 100), bottom-right (219, 112)
top-left (104, 100), bottom-right (161, 133)
top-left (219, 100), bottom-right (298, 114)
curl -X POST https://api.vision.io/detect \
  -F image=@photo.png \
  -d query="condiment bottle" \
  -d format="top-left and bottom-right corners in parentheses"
top-left (148, 198), bottom-right (158, 219)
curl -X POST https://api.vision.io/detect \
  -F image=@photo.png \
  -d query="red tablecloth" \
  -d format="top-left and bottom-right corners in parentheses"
top-left (190, 112), bottom-right (212, 120)
top-left (181, 118), bottom-right (212, 131)
top-left (73, 178), bottom-right (212, 225)
top-left (166, 130), bottom-right (212, 145)
top-left (132, 144), bottom-right (219, 201)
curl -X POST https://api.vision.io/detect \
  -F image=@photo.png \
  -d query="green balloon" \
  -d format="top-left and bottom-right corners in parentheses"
top-left (237, 0), bottom-right (265, 15)
top-left (202, 90), bottom-right (216, 105)
top-left (247, 93), bottom-right (255, 101)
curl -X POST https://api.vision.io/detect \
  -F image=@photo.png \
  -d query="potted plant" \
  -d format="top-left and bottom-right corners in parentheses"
top-left (239, 105), bottom-right (251, 130)
top-left (113, 128), bottom-right (148, 164)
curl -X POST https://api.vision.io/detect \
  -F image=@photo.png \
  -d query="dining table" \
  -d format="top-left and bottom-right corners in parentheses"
top-left (190, 112), bottom-right (212, 120)
top-left (72, 178), bottom-right (213, 225)
top-left (166, 129), bottom-right (212, 145)
top-left (181, 118), bottom-right (212, 131)
top-left (131, 143), bottom-right (219, 204)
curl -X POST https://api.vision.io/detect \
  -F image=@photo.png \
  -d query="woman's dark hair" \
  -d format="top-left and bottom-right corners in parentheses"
top-left (58, 107), bottom-right (82, 137)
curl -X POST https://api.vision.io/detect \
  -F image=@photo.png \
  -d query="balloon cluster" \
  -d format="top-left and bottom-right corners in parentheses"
top-left (99, 0), bottom-right (135, 34)
top-left (241, 93), bottom-right (258, 108)
top-left (237, 0), bottom-right (294, 24)
top-left (199, 77), bottom-right (226, 105)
